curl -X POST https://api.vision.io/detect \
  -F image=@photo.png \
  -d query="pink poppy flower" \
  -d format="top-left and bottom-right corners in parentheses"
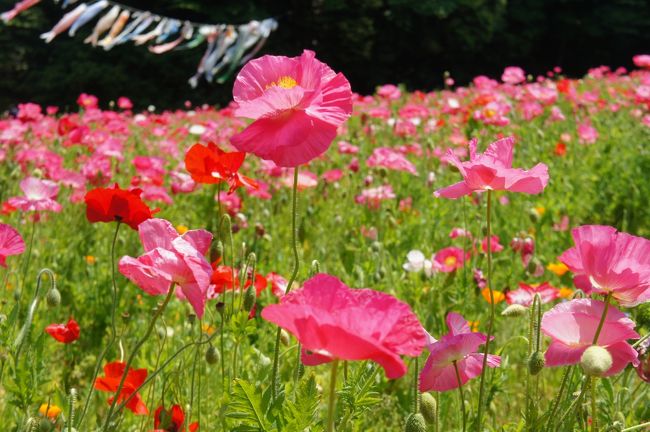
top-left (366, 147), bottom-right (418, 175)
top-left (435, 137), bottom-right (549, 199)
top-left (230, 50), bottom-right (353, 167)
top-left (0, 223), bottom-right (25, 267)
top-left (577, 121), bottom-right (598, 144)
top-left (261, 273), bottom-right (427, 379)
top-left (541, 299), bottom-right (639, 376)
top-left (377, 84), bottom-right (401, 100)
top-left (501, 66), bottom-right (526, 85)
top-left (355, 185), bottom-right (396, 209)
top-left (420, 313), bottom-right (500, 392)
top-left (117, 96), bottom-right (133, 110)
top-left (505, 282), bottom-right (559, 307)
top-left (119, 218), bottom-right (213, 318)
top-left (633, 54), bottom-right (650, 69)
top-left (322, 169), bottom-right (343, 183)
top-left (481, 235), bottom-right (504, 253)
top-left (558, 225), bottom-right (650, 307)
top-left (433, 247), bottom-right (467, 273)
top-left (7, 177), bottom-right (62, 212)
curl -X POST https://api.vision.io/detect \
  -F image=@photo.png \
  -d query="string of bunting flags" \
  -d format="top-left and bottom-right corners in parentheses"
top-left (1, 0), bottom-right (279, 87)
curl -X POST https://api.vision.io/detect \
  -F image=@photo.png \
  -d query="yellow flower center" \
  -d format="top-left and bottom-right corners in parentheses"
top-left (444, 256), bottom-right (457, 267)
top-left (484, 108), bottom-right (496, 118)
top-left (266, 76), bottom-right (298, 90)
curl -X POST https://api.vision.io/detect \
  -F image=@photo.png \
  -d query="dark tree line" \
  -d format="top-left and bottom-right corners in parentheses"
top-left (1, 0), bottom-right (650, 111)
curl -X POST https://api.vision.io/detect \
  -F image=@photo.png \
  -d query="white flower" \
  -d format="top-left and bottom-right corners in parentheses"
top-left (189, 124), bottom-right (206, 135)
top-left (403, 250), bottom-right (433, 277)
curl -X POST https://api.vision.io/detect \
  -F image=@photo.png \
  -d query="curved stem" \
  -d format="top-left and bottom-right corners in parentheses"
top-left (454, 361), bottom-right (467, 432)
top-left (327, 360), bottom-right (340, 432)
top-left (101, 284), bottom-right (176, 431)
top-left (622, 421), bottom-right (650, 432)
top-left (476, 189), bottom-right (494, 430)
top-left (592, 293), bottom-right (612, 345)
top-left (77, 221), bottom-right (121, 428)
top-left (271, 166), bottom-right (301, 400)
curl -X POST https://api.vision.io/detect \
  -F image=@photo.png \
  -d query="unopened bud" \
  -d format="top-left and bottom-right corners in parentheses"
top-left (46, 288), bottom-right (61, 308)
top-left (243, 285), bottom-right (256, 311)
top-left (280, 329), bottom-right (291, 346)
top-left (580, 345), bottom-right (612, 376)
top-left (502, 304), bottom-right (528, 317)
top-left (205, 345), bottom-right (220, 364)
top-left (121, 311), bottom-right (130, 323)
top-left (528, 351), bottom-right (546, 375)
top-left (420, 392), bottom-right (437, 424)
top-left (404, 413), bottom-right (426, 432)
top-left (187, 312), bottom-right (196, 325)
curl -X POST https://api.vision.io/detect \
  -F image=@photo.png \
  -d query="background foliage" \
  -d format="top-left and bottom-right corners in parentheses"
top-left (2, 0), bottom-right (650, 111)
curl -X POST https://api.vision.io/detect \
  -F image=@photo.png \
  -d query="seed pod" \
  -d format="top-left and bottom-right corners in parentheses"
top-left (580, 345), bottom-right (612, 376)
top-left (528, 351), bottom-right (546, 375)
top-left (46, 288), bottom-right (61, 308)
top-left (420, 392), bottom-right (437, 424)
top-left (243, 284), bottom-right (256, 311)
top-left (205, 345), bottom-right (220, 364)
top-left (404, 413), bottom-right (426, 432)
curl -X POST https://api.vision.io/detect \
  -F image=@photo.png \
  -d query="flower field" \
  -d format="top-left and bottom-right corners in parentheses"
top-left (1, 52), bottom-right (650, 432)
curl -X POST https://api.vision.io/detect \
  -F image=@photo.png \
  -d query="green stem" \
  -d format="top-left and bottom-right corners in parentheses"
top-left (476, 189), bottom-right (494, 430)
top-left (622, 421), bottom-right (650, 432)
top-left (327, 360), bottom-right (340, 432)
top-left (101, 284), bottom-right (176, 430)
top-left (592, 293), bottom-right (612, 345)
top-left (545, 366), bottom-right (573, 432)
top-left (19, 216), bottom-right (36, 292)
top-left (590, 377), bottom-right (598, 432)
top-left (271, 166), bottom-right (301, 400)
top-left (454, 361), bottom-right (467, 432)
top-left (77, 222), bottom-right (121, 428)
top-left (413, 356), bottom-right (420, 413)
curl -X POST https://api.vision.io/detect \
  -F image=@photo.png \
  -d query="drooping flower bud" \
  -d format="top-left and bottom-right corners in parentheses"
top-left (243, 284), bottom-right (256, 311)
top-left (501, 304), bottom-right (528, 317)
top-left (580, 345), bottom-right (612, 376)
top-left (528, 351), bottom-right (546, 375)
top-left (280, 329), bottom-right (291, 346)
top-left (46, 288), bottom-right (61, 308)
top-left (205, 345), bottom-right (220, 364)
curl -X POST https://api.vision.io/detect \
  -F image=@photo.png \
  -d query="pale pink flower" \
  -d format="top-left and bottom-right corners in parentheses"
top-left (541, 299), bottom-right (639, 376)
top-left (505, 282), bottom-right (559, 306)
top-left (8, 177), bottom-right (62, 212)
top-left (435, 137), bottom-right (549, 199)
top-left (119, 218), bottom-right (213, 317)
top-left (367, 147), bottom-right (418, 176)
top-left (502, 66), bottom-right (526, 85)
top-left (578, 121), bottom-right (598, 144)
top-left (261, 273), bottom-right (427, 378)
top-left (377, 84), bottom-right (401, 100)
top-left (355, 185), bottom-right (396, 209)
top-left (420, 313), bottom-right (500, 392)
top-left (559, 225), bottom-right (650, 307)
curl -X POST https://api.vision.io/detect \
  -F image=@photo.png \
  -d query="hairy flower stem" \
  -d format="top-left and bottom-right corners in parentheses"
top-left (101, 284), bottom-right (176, 431)
top-left (476, 189), bottom-right (494, 430)
top-left (622, 421), bottom-right (650, 432)
top-left (413, 356), bottom-right (420, 413)
top-left (19, 216), bottom-right (36, 293)
top-left (592, 293), bottom-right (612, 345)
top-left (271, 166), bottom-right (301, 400)
top-left (454, 361), bottom-right (467, 432)
top-left (77, 222), bottom-right (121, 429)
top-left (545, 366), bottom-right (573, 432)
top-left (327, 360), bottom-right (340, 432)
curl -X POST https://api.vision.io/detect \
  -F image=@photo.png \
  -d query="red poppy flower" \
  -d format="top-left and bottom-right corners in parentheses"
top-left (85, 184), bottom-right (158, 230)
top-left (45, 318), bottom-right (80, 343)
top-left (554, 142), bottom-right (567, 156)
top-left (210, 260), bottom-right (268, 297)
top-left (153, 404), bottom-right (199, 432)
top-left (94, 361), bottom-right (148, 415)
top-left (184, 142), bottom-right (257, 192)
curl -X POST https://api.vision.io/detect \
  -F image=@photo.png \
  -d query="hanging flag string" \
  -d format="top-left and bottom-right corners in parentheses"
top-left (1, 0), bottom-right (279, 86)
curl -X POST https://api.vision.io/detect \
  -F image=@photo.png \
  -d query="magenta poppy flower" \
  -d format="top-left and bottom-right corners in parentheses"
top-left (261, 273), bottom-right (427, 379)
top-left (420, 313), bottom-right (501, 392)
top-left (119, 218), bottom-right (213, 317)
top-left (0, 223), bottom-right (25, 267)
top-left (7, 177), bottom-right (62, 212)
top-left (434, 137), bottom-right (549, 199)
top-left (433, 247), bottom-right (467, 273)
top-left (541, 299), bottom-right (639, 376)
top-left (481, 235), bottom-right (504, 253)
top-left (559, 225), bottom-right (650, 307)
top-left (505, 282), bottom-right (559, 307)
top-left (230, 50), bottom-right (353, 167)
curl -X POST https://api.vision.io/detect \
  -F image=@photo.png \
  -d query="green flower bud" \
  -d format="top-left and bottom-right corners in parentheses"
top-left (46, 288), bottom-right (61, 308)
top-left (501, 304), bottom-right (528, 317)
top-left (243, 284), bottom-right (256, 311)
top-left (205, 345), bottom-right (220, 364)
top-left (580, 345), bottom-right (612, 376)
top-left (420, 392), bottom-right (437, 424)
top-left (280, 329), bottom-right (291, 346)
top-left (528, 351), bottom-right (546, 375)
top-left (404, 413), bottom-right (427, 432)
